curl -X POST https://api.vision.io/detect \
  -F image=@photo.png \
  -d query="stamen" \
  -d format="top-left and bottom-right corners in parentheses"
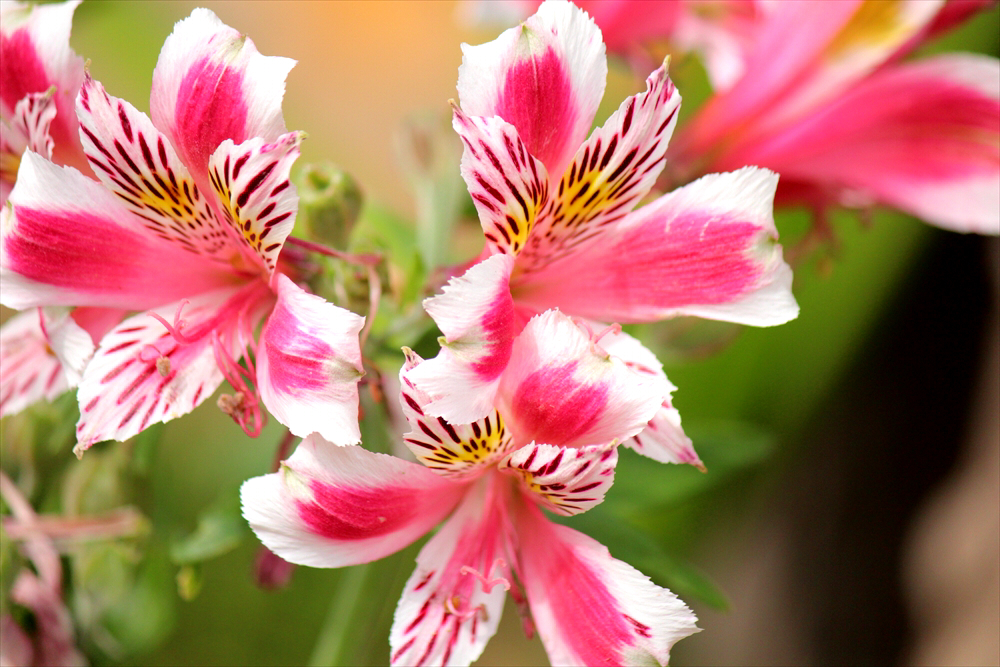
top-left (592, 323), bottom-right (622, 345)
top-left (147, 300), bottom-right (200, 344)
top-left (572, 318), bottom-right (622, 357)
top-left (285, 235), bottom-right (381, 267)
top-left (212, 333), bottom-right (265, 438)
top-left (443, 596), bottom-right (480, 620)
top-left (459, 558), bottom-right (511, 594)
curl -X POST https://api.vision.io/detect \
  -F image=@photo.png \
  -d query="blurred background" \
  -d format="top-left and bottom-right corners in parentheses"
top-left (2, 1), bottom-right (998, 665)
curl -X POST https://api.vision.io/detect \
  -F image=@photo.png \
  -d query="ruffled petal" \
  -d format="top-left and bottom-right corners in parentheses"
top-left (407, 254), bottom-right (517, 424)
top-left (0, 0), bottom-right (86, 171)
top-left (731, 53), bottom-right (1000, 234)
top-left (1, 90), bottom-right (56, 205)
top-left (76, 73), bottom-right (239, 263)
top-left (0, 309), bottom-right (73, 417)
top-left (497, 310), bottom-right (666, 448)
top-left (515, 502), bottom-right (699, 666)
top-left (256, 274), bottom-right (365, 446)
top-left (73, 283), bottom-right (271, 453)
top-left (150, 8), bottom-right (294, 187)
top-left (452, 107), bottom-right (550, 257)
top-left (400, 350), bottom-right (515, 480)
top-left (206, 131), bottom-right (303, 274)
top-left (596, 327), bottom-right (700, 466)
top-left (457, 0), bottom-right (607, 178)
top-left (0, 152), bottom-right (236, 311)
top-left (513, 167), bottom-right (799, 326)
top-left (241, 437), bottom-right (466, 568)
top-left (519, 59), bottom-right (680, 273)
top-left (12, 89), bottom-right (56, 158)
top-left (500, 441), bottom-right (617, 516)
top-left (390, 477), bottom-right (510, 667)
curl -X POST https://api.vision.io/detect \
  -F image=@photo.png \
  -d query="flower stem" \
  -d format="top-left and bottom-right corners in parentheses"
top-left (307, 563), bottom-right (371, 667)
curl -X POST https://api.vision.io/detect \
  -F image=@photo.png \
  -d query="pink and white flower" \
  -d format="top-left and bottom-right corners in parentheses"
top-left (670, 0), bottom-right (1000, 234)
top-left (0, 0), bottom-right (119, 419)
top-left (410, 0), bottom-right (795, 465)
top-left (242, 311), bottom-right (698, 667)
top-left (1, 0), bottom-right (90, 203)
top-left (464, 0), bottom-right (764, 91)
top-left (0, 9), bottom-right (365, 454)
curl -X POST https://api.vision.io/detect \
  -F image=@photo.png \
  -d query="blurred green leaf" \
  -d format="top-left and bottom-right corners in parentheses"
top-left (131, 422), bottom-right (165, 477)
top-left (169, 493), bottom-right (246, 566)
top-left (608, 422), bottom-right (775, 513)
top-left (101, 549), bottom-right (177, 655)
top-left (62, 445), bottom-right (129, 516)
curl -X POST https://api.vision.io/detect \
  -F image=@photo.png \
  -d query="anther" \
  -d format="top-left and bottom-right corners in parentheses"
top-left (217, 392), bottom-right (245, 416)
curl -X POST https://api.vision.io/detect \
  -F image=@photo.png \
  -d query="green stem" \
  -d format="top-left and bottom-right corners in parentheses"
top-left (308, 563), bottom-right (371, 667)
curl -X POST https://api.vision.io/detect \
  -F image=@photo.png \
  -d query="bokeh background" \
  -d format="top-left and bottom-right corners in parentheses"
top-left (2, 1), bottom-right (997, 665)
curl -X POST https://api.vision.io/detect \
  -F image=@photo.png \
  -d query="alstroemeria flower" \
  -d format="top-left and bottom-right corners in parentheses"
top-left (0, 0), bottom-right (120, 419)
top-left (466, 0), bottom-right (762, 90)
top-left (409, 0), bottom-right (795, 464)
top-left (0, 9), bottom-right (365, 454)
top-left (242, 310), bottom-right (698, 667)
top-left (670, 0), bottom-right (1000, 234)
top-left (1, 0), bottom-right (90, 203)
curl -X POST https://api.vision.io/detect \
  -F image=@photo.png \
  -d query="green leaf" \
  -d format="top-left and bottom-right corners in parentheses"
top-left (606, 421), bottom-right (775, 514)
top-left (100, 548), bottom-right (177, 654)
top-left (169, 492), bottom-right (246, 565)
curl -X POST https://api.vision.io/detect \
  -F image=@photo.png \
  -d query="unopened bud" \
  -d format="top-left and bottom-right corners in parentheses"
top-left (254, 546), bottom-right (296, 590)
top-left (296, 162), bottom-right (363, 249)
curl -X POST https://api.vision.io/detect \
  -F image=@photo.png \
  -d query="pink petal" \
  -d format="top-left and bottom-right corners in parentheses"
top-left (390, 476), bottom-right (511, 667)
top-left (457, 0), bottom-right (607, 179)
top-left (452, 107), bottom-right (550, 257)
top-left (515, 502), bottom-right (699, 666)
top-left (0, 152), bottom-right (237, 311)
top-left (73, 283), bottom-right (272, 453)
top-left (0, 306), bottom-right (121, 417)
top-left (596, 327), bottom-right (700, 466)
top-left (241, 437), bottom-right (466, 568)
top-left (497, 310), bottom-right (666, 448)
top-left (677, 1), bottom-right (940, 159)
top-left (500, 441), bottom-right (617, 516)
top-left (575, 0), bottom-right (682, 54)
top-left (0, 309), bottom-right (72, 417)
top-left (0, 0), bottom-right (87, 172)
top-left (400, 349), bottom-right (516, 480)
top-left (149, 8), bottom-right (294, 188)
top-left (76, 73), bottom-right (241, 264)
top-left (514, 167), bottom-right (799, 326)
top-left (206, 131), bottom-right (303, 275)
top-left (406, 254), bottom-right (517, 424)
top-left (730, 54), bottom-right (1000, 234)
top-left (256, 274), bottom-right (365, 446)
top-left (518, 59), bottom-right (680, 273)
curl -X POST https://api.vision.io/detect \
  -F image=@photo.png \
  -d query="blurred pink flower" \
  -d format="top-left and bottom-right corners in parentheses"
top-left (670, 0), bottom-right (1000, 234)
